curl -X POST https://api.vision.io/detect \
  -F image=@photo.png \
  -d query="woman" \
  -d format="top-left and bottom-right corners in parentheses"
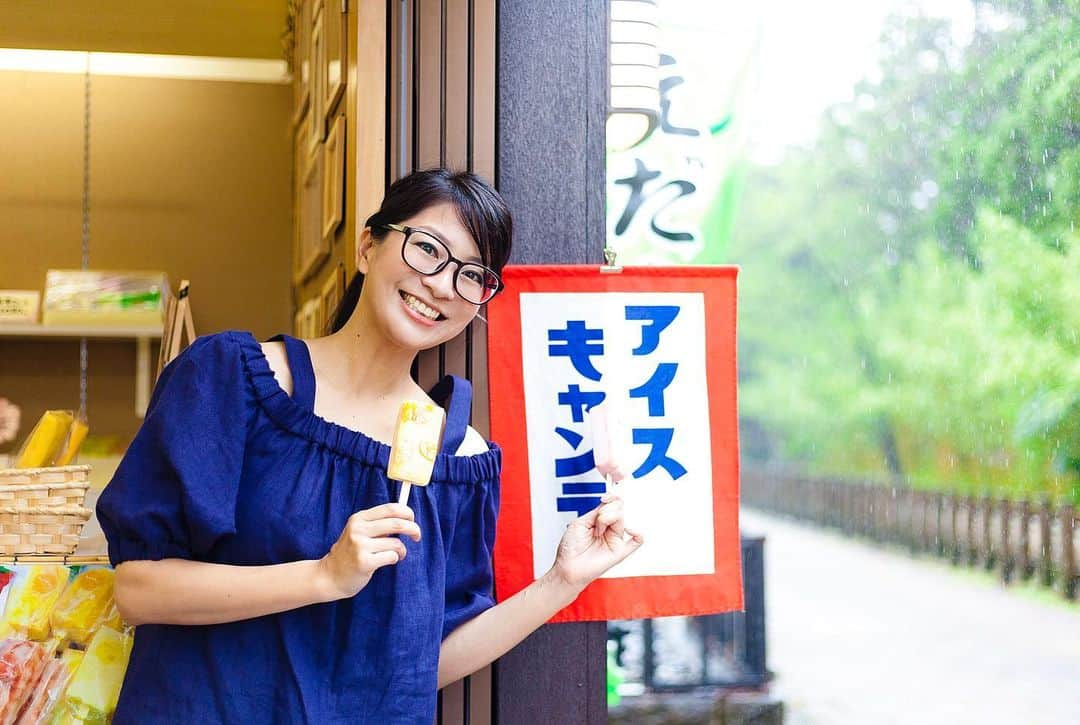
top-left (97, 169), bottom-right (642, 723)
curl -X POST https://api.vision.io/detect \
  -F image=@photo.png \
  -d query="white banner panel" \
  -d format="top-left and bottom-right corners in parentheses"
top-left (518, 292), bottom-right (715, 579)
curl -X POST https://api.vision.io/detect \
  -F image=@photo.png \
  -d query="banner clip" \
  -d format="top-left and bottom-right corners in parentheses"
top-left (600, 247), bottom-right (623, 274)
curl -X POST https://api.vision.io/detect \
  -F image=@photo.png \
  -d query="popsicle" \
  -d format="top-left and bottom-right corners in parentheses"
top-left (590, 403), bottom-right (626, 485)
top-left (0, 566), bottom-right (71, 641)
top-left (50, 569), bottom-right (115, 648)
top-left (50, 626), bottom-right (132, 725)
top-left (387, 401), bottom-right (445, 505)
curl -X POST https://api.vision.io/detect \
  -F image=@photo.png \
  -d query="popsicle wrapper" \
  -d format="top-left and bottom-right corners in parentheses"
top-left (15, 657), bottom-right (70, 725)
top-left (50, 626), bottom-right (132, 725)
top-left (387, 401), bottom-right (445, 485)
top-left (0, 567), bottom-right (70, 642)
top-left (0, 638), bottom-right (49, 725)
top-left (49, 570), bottom-right (115, 649)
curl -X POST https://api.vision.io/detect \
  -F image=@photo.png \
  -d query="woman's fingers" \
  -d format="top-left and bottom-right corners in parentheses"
top-left (594, 495), bottom-right (625, 541)
top-left (618, 528), bottom-right (645, 556)
top-left (364, 548), bottom-right (404, 571)
top-left (355, 503), bottom-right (415, 522)
top-left (359, 517), bottom-right (422, 542)
top-left (365, 536), bottom-right (408, 559)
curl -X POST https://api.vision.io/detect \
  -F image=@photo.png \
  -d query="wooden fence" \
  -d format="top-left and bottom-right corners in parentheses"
top-left (741, 468), bottom-right (1078, 602)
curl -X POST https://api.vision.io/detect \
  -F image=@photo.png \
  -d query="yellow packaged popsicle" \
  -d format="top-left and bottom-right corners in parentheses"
top-left (0, 566), bottom-right (70, 641)
top-left (387, 401), bottom-right (445, 505)
top-left (59, 648), bottom-right (84, 676)
top-left (50, 568), bottom-right (115, 648)
top-left (100, 603), bottom-right (124, 634)
top-left (14, 411), bottom-right (74, 469)
top-left (50, 626), bottom-right (132, 725)
top-left (54, 417), bottom-right (89, 467)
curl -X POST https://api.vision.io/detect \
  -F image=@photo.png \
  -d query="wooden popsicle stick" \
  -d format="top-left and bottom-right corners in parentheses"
top-left (397, 482), bottom-right (412, 506)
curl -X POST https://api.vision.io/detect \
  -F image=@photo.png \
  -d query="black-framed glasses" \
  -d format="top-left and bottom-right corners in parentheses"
top-left (380, 223), bottom-right (504, 305)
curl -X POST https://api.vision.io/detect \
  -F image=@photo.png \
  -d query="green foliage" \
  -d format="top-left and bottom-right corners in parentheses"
top-left (730, 2), bottom-right (1080, 501)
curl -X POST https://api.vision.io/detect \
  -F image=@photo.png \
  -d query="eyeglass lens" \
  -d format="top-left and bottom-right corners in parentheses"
top-left (402, 230), bottom-right (500, 304)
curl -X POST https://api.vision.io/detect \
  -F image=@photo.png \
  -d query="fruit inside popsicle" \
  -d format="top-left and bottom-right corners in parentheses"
top-left (388, 401), bottom-right (446, 505)
top-left (590, 403), bottom-right (626, 485)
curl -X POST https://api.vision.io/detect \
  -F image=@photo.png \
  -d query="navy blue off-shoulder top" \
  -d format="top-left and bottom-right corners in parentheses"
top-left (96, 331), bottom-right (501, 724)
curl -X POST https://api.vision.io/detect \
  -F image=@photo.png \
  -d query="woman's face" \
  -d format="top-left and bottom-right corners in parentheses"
top-left (355, 201), bottom-right (484, 352)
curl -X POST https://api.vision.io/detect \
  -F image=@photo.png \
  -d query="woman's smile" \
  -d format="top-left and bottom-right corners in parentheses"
top-left (399, 290), bottom-right (446, 325)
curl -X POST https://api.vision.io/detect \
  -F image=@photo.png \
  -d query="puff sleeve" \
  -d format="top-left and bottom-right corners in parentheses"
top-left (441, 477), bottom-right (500, 639)
top-left (96, 333), bottom-right (250, 567)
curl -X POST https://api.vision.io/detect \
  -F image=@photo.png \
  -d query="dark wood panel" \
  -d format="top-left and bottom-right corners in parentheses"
top-left (416, 0), bottom-right (443, 168)
top-left (492, 1), bottom-right (610, 722)
top-left (470, 0), bottom-right (496, 180)
top-left (443, 0), bottom-right (470, 170)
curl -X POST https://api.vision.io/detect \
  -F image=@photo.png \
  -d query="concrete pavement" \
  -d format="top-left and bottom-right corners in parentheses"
top-left (740, 508), bottom-right (1080, 725)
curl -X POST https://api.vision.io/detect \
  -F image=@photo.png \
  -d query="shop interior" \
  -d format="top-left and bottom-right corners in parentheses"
top-left (1, 1), bottom-right (355, 475)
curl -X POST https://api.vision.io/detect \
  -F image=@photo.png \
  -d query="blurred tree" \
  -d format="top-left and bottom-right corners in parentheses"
top-left (731, 1), bottom-right (1080, 499)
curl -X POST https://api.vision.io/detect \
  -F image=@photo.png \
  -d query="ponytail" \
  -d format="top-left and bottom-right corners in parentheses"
top-left (328, 273), bottom-right (364, 334)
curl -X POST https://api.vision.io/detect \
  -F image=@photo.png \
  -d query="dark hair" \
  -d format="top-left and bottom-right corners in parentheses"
top-left (328, 168), bottom-right (513, 333)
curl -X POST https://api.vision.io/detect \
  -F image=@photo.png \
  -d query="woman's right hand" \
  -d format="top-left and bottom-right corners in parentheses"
top-left (317, 503), bottom-right (421, 601)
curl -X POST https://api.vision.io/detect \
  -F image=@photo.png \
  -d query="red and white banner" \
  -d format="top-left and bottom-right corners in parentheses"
top-left (488, 265), bottom-right (741, 622)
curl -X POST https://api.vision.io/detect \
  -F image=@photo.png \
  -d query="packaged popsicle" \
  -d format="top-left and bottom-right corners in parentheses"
top-left (0, 639), bottom-right (49, 725)
top-left (14, 411), bottom-right (74, 469)
top-left (57, 651), bottom-right (82, 679)
top-left (13, 658), bottom-right (69, 725)
top-left (388, 401), bottom-right (445, 505)
top-left (0, 567), bottom-right (71, 642)
top-left (49, 626), bottom-right (132, 725)
top-left (98, 605), bottom-right (123, 636)
top-left (49, 569), bottom-right (115, 649)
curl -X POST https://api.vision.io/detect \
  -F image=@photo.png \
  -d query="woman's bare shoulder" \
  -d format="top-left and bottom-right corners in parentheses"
top-left (259, 340), bottom-right (293, 397)
top-left (455, 425), bottom-right (490, 456)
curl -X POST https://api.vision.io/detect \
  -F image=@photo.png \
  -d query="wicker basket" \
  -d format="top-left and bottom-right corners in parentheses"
top-left (0, 465), bottom-right (92, 556)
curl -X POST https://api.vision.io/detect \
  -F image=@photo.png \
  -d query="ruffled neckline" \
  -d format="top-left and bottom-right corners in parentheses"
top-left (230, 330), bottom-right (501, 485)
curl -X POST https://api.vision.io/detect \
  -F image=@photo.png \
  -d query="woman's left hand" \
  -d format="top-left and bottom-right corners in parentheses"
top-left (551, 494), bottom-right (643, 590)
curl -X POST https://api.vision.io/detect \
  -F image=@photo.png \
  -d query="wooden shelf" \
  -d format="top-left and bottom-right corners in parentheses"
top-left (0, 323), bottom-right (163, 418)
top-left (0, 323), bottom-right (161, 339)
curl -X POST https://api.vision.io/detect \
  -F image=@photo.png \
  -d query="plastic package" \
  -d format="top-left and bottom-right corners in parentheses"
top-left (53, 418), bottom-right (88, 468)
top-left (41, 270), bottom-right (167, 329)
top-left (48, 627), bottom-right (132, 725)
top-left (0, 639), bottom-right (49, 725)
top-left (14, 413), bottom-right (74, 470)
top-left (0, 568), bottom-right (71, 641)
top-left (49, 570), bottom-right (114, 650)
top-left (57, 652), bottom-right (82, 680)
top-left (14, 658), bottom-right (69, 725)
top-left (97, 606), bottom-right (122, 637)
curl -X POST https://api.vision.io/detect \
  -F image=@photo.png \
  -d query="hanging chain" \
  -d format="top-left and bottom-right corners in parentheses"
top-left (78, 53), bottom-right (91, 419)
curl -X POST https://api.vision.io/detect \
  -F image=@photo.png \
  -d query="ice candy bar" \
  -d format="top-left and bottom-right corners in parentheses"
top-left (57, 650), bottom-right (83, 679)
top-left (0, 567), bottom-right (71, 641)
top-left (50, 569), bottom-right (115, 649)
top-left (54, 417), bottom-right (89, 467)
top-left (590, 404), bottom-right (626, 484)
top-left (0, 639), bottom-right (48, 725)
top-left (387, 401), bottom-right (445, 505)
top-left (50, 626), bottom-right (132, 725)
top-left (15, 412), bottom-right (74, 469)
top-left (14, 657), bottom-right (68, 725)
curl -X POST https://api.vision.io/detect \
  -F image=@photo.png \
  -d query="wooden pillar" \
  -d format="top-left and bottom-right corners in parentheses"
top-left (982, 495), bottom-right (995, 570)
top-left (999, 497), bottom-right (1013, 584)
top-left (1061, 505), bottom-right (1077, 601)
top-left (1018, 499), bottom-right (1032, 580)
top-left (1039, 498), bottom-right (1054, 586)
top-left (492, 1), bottom-right (609, 722)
